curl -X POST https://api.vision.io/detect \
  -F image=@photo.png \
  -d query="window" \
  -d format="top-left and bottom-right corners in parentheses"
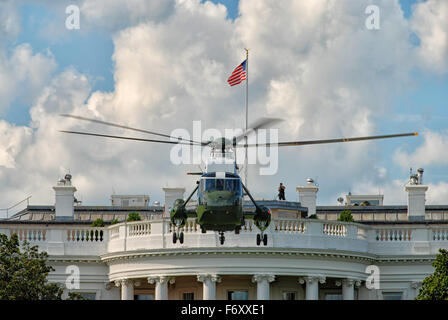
top-left (183, 292), bottom-right (195, 300)
top-left (382, 292), bottom-right (402, 300)
top-left (282, 292), bottom-right (296, 300)
top-left (216, 179), bottom-right (224, 191)
top-left (227, 290), bottom-right (248, 300)
top-left (225, 179), bottom-right (234, 191)
top-left (205, 179), bottom-right (215, 191)
top-left (203, 178), bottom-right (240, 192)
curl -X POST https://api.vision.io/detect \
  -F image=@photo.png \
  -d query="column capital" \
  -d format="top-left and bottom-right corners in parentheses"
top-left (335, 278), bottom-right (361, 287)
top-left (411, 281), bottom-right (422, 289)
top-left (105, 282), bottom-right (112, 290)
top-left (197, 274), bottom-right (222, 283)
top-left (252, 274), bottom-right (276, 284)
top-left (115, 279), bottom-right (133, 287)
top-left (148, 276), bottom-right (175, 285)
top-left (299, 276), bottom-right (325, 285)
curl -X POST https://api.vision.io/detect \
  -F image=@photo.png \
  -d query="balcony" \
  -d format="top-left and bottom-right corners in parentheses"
top-left (1, 218), bottom-right (448, 259)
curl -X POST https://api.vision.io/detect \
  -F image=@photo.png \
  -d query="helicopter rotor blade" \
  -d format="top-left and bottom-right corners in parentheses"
top-left (60, 114), bottom-right (206, 146)
top-left (232, 117), bottom-right (284, 145)
top-left (236, 132), bottom-right (418, 148)
top-left (60, 130), bottom-right (201, 145)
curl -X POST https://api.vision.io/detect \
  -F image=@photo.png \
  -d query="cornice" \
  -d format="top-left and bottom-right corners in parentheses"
top-left (101, 247), bottom-right (378, 263)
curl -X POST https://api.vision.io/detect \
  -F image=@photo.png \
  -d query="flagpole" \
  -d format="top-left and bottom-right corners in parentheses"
top-left (244, 48), bottom-right (249, 189)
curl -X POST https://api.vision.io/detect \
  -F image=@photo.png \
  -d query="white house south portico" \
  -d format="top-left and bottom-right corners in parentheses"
top-left (0, 168), bottom-right (447, 300)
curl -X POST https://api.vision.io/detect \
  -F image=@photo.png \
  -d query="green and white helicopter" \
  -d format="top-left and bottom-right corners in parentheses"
top-left (60, 114), bottom-right (417, 245)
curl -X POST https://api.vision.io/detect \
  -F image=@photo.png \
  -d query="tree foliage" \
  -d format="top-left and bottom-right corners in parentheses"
top-left (0, 233), bottom-right (64, 300)
top-left (416, 248), bottom-right (448, 300)
top-left (91, 218), bottom-right (105, 227)
top-left (126, 212), bottom-right (141, 222)
top-left (338, 210), bottom-right (354, 222)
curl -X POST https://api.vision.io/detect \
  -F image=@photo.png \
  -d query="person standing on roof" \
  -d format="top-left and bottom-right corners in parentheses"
top-left (278, 183), bottom-right (285, 200)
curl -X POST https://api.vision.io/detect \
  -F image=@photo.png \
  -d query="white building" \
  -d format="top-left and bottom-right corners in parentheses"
top-left (0, 169), bottom-right (447, 300)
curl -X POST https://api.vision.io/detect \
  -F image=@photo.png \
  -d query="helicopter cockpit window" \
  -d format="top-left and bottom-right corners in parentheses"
top-left (225, 179), bottom-right (240, 192)
top-left (205, 179), bottom-right (215, 191)
top-left (202, 178), bottom-right (240, 192)
top-left (215, 179), bottom-right (224, 191)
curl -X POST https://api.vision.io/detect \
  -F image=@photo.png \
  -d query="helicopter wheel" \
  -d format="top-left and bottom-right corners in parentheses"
top-left (173, 232), bottom-right (177, 244)
top-left (256, 234), bottom-right (261, 246)
top-left (201, 226), bottom-right (207, 234)
top-left (235, 227), bottom-right (240, 235)
top-left (263, 234), bottom-right (268, 246)
top-left (179, 232), bottom-right (184, 244)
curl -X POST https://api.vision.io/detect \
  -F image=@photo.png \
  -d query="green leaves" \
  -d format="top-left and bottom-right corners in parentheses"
top-left (416, 249), bottom-right (448, 300)
top-left (126, 212), bottom-right (141, 222)
top-left (337, 210), bottom-right (354, 222)
top-left (0, 233), bottom-right (64, 300)
top-left (91, 218), bottom-right (105, 227)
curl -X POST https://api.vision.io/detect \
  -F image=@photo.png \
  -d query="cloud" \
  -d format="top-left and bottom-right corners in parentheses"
top-left (0, 43), bottom-right (57, 115)
top-left (411, 0), bottom-right (448, 73)
top-left (353, 178), bottom-right (448, 205)
top-left (394, 130), bottom-right (448, 167)
top-left (1, 0), bottom-right (448, 211)
top-left (0, 0), bottom-right (21, 42)
top-left (80, 0), bottom-right (175, 30)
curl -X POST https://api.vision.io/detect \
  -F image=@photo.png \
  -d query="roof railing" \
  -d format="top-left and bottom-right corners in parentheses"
top-left (0, 196), bottom-right (32, 219)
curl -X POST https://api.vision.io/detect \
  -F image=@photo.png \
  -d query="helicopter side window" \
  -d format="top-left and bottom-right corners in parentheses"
top-left (216, 179), bottom-right (224, 191)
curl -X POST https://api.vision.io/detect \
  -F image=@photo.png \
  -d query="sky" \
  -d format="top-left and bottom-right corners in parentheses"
top-left (0, 0), bottom-right (447, 215)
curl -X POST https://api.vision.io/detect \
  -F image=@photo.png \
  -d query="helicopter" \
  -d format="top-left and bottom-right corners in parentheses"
top-left (59, 114), bottom-right (418, 245)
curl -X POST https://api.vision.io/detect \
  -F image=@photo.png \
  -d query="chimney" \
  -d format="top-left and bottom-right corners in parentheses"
top-left (53, 174), bottom-right (77, 221)
top-left (163, 187), bottom-right (185, 217)
top-left (405, 168), bottom-right (428, 221)
top-left (296, 178), bottom-right (319, 217)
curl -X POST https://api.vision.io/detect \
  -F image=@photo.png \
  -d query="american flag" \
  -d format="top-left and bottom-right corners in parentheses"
top-left (227, 60), bottom-right (247, 86)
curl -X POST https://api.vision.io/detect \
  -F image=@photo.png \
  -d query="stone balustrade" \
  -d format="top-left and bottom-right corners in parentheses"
top-left (1, 218), bottom-right (448, 258)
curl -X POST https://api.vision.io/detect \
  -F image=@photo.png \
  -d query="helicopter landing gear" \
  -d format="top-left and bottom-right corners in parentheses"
top-left (172, 229), bottom-right (184, 244)
top-left (218, 232), bottom-right (225, 245)
top-left (235, 226), bottom-right (240, 235)
top-left (256, 232), bottom-right (268, 246)
top-left (201, 226), bottom-right (207, 234)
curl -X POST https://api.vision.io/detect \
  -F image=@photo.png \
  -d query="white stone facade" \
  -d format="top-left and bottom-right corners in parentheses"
top-left (0, 174), bottom-right (447, 300)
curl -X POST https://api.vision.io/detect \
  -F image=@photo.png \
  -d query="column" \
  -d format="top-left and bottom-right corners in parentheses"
top-left (336, 279), bottom-right (361, 300)
top-left (299, 276), bottom-right (325, 300)
top-left (252, 274), bottom-right (276, 300)
top-left (197, 274), bottom-right (221, 300)
top-left (114, 279), bottom-right (134, 300)
top-left (148, 276), bottom-right (175, 300)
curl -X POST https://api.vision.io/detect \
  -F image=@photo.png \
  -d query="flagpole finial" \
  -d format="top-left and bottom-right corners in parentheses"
top-left (244, 48), bottom-right (249, 57)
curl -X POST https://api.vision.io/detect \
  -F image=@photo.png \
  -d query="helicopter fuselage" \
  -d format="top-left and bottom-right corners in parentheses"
top-left (196, 173), bottom-right (244, 232)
